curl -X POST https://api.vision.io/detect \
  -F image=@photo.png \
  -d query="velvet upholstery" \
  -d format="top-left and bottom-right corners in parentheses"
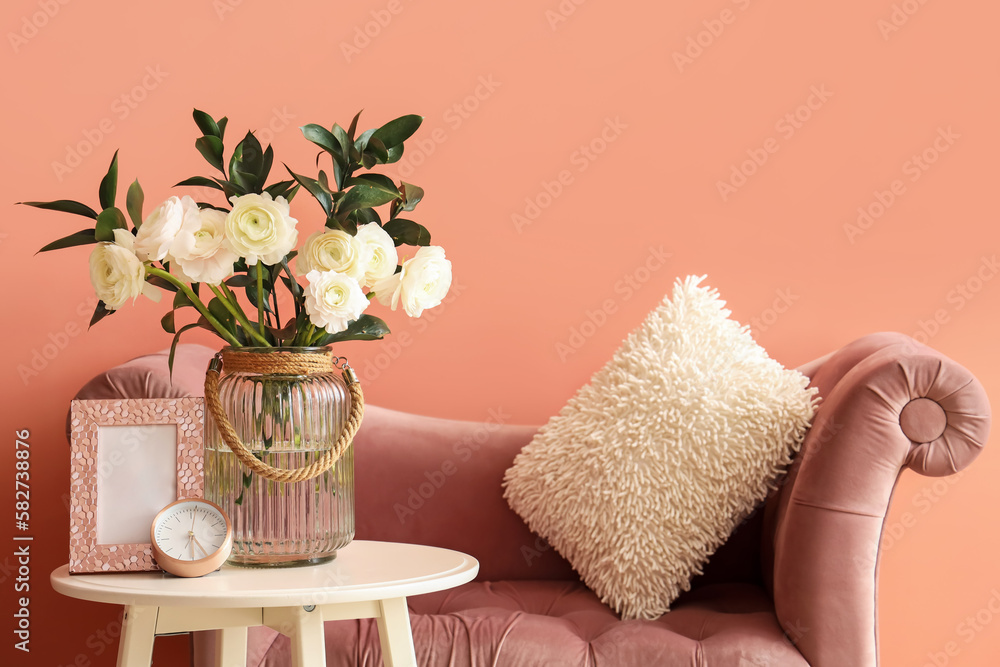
top-left (70, 333), bottom-right (990, 666)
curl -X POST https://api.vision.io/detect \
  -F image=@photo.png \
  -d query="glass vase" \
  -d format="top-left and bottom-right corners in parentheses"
top-left (205, 347), bottom-right (355, 567)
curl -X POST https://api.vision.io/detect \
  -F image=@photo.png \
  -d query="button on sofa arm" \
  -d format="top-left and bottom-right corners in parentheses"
top-left (767, 333), bottom-right (990, 667)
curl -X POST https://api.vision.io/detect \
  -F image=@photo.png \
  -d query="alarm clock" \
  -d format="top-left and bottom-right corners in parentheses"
top-left (150, 498), bottom-right (233, 577)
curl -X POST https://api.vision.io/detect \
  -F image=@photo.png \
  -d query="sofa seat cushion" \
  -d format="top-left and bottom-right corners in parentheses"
top-left (248, 581), bottom-right (807, 666)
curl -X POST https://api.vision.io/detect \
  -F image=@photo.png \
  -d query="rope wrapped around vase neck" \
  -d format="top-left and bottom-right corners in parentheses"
top-left (204, 349), bottom-right (364, 483)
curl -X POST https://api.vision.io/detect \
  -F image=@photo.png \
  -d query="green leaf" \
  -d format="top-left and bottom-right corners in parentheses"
top-left (146, 274), bottom-right (178, 292)
top-left (216, 179), bottom-right (246, 200)
top-left (400, 182), bottom-right (424, 212)
top-left (126, 179), bottom-right (144, 229)
top-left (168, 322), bottom-right (201, 379)
top-left (197, 202), bottom-right (230, 213)
top-left (339, 181), bottom-right (399, 214)
top-left (224, 274), bottom-right (255, 287)
top-left (263, 180), bottom-right (296, 199)
top-left (326, 215), bottom-right (357, 235)
top-left (284, 165), bottom-right (332, 216)
top-left (385, 143), bottom-right (404, 164)
top-left (36, 229), bottom-right (98, 254)
top-left (161, 310), bottom-right (176, 334)
top-left (238, 131), bottom-right (265, 185)
top-left (317, 170), bottom-right (334, 194)
top-left (244, 283), bottom-right (273, 313)
top-left (267, 318), bottom-right (298, 343)
top-left (347, 174), bottom-right (400, 197)
top-left (193, 109), bottom-right (221, 138)
top-left (353, 128), bottom-right (376, 152)
top-left (301, 124), bottom-right (341, 154)
top-left (217, 117), bottom-right (229, 139)
top-left (95, 208), bottom-right (128, 242)
top-left (331, 124), bottom-right (350, 156)
top-left (279, 257), bottom-right (302, 297)
top-left (346, 110), bottom-right (362, 142)
top-left (260, 144), bottom-right (274, 184)
top-left (302, 124), bottom-right (347, 174)
top-left (19, 199), bottom-right (98, 219)
top-left (175, 176), bottom-right (224, 190)
top-left (98, 150), bottom-right (119, 210)
top-left (372, 114), bottom-right (423, 149)
top-left (195, 135), bottom-right (225, 173)
top-left (89, 301), bottom-right (114, 329)
top-left (382, 218), bottom-right (431, 246)
top-left (352, 208), bottom-right (382, 225)
top-left (315, 314), bottom-right (391, 345)
top-left (362, 137), bottom-right (388, 167)
top-left (208, 297), bottom-right (236, 332)
top-left (301, 124), bottom-right (339, 152)
top-left (173, 291), bottom-right (194, 309)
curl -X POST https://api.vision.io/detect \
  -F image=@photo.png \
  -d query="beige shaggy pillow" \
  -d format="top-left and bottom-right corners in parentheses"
top-left (503, 275), bottom-right (818, 620)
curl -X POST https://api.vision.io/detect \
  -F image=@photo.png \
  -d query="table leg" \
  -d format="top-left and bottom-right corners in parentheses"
top-left (116, 605), bottom-right (158, 667)
top-left (216, 626), bottom-right (248, 667)
top-left (263, 605), bottom-right (327, 667)
top-left (376, 598), bottom-right (416, 667)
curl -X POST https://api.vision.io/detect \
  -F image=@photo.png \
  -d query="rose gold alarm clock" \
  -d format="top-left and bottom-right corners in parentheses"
top-left (150, 498), bottom-right (233, 577)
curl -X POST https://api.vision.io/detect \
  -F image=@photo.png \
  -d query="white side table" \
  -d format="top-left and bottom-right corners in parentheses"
top-left (51, 540), bottom-right (479, 667)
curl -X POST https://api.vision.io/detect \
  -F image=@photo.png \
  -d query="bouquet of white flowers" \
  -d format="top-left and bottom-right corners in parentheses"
top-left (23, 109), bottom-right (451, 368)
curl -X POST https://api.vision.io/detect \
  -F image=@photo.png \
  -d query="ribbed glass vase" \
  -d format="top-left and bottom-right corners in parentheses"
top-left (205, 347), bottom-right (355, 567)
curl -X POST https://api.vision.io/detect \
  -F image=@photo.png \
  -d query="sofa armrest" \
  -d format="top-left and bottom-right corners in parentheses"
top-left (354, 405), bottom-right (576, 582)
top-left (768, 333), bottom-right (990, 667)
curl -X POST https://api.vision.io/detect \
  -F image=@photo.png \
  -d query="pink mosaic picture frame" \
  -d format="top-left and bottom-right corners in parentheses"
top-left (68, 398), bottom-right (205, 574)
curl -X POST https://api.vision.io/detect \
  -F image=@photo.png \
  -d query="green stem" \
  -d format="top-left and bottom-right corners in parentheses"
top-left (145, 267), bottom-right (241, 347)
top-left (255, 264), bottom-right (269, 344)
top-left (271, 281), bottom-right (281, 333)
top-left (209, 284), bottom-right (272, 347)
top-left (309, 325), bottom-right (330, 346)
top-left (280, 261), bottom-right (302, 320)
top-left (298, 323), bottom-right (316, 347)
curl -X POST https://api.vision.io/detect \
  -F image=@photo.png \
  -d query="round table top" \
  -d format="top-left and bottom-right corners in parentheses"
top-left (51, 540), bottom-right (479, 608)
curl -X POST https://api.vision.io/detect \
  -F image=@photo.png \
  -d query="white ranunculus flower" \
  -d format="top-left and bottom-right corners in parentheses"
top-left (90, 229), bottom-right (161, 310)
top-left (303, 270), bottom-right (369, 334)
top-left (297, 229), bottom-right (365, 281)
top-left (354, 223), bottom-right (398, 288)
top-left (225, 192), bottom-right (298, 266)
top-left (134, 195), bottom-right (200, 262)
top-left (168, 208), bottom-right (239, 285)
top-left (373, 246), bottom-right (452, 318)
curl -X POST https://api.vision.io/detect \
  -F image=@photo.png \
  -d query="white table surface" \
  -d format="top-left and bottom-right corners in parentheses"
top-left (50, 540), bottom-right (480, 667)
top-left (52, 540), bottom-right (479, 606)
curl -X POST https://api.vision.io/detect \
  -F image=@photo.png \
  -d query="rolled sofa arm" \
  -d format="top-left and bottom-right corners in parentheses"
top-left (768, 333), bottom-right (990, 667)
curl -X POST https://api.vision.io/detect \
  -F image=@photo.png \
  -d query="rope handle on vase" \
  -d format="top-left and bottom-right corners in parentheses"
top-left (204, 350), bottom-right (365, 483)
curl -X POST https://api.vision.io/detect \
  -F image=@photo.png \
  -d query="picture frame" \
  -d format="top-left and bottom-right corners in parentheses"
top-left (68, 397), bottom-right (205, 573)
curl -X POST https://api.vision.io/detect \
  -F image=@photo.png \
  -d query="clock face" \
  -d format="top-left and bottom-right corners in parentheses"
top-left (152, 500), bottom-right (229, 563)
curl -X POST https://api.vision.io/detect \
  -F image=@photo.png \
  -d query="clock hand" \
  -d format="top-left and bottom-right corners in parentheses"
top-left (191, 534), bottom-right (210, 559)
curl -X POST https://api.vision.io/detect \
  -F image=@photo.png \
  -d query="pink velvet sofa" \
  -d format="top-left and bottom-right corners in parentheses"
top-left (71, 332), bottom-right (990, 666)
